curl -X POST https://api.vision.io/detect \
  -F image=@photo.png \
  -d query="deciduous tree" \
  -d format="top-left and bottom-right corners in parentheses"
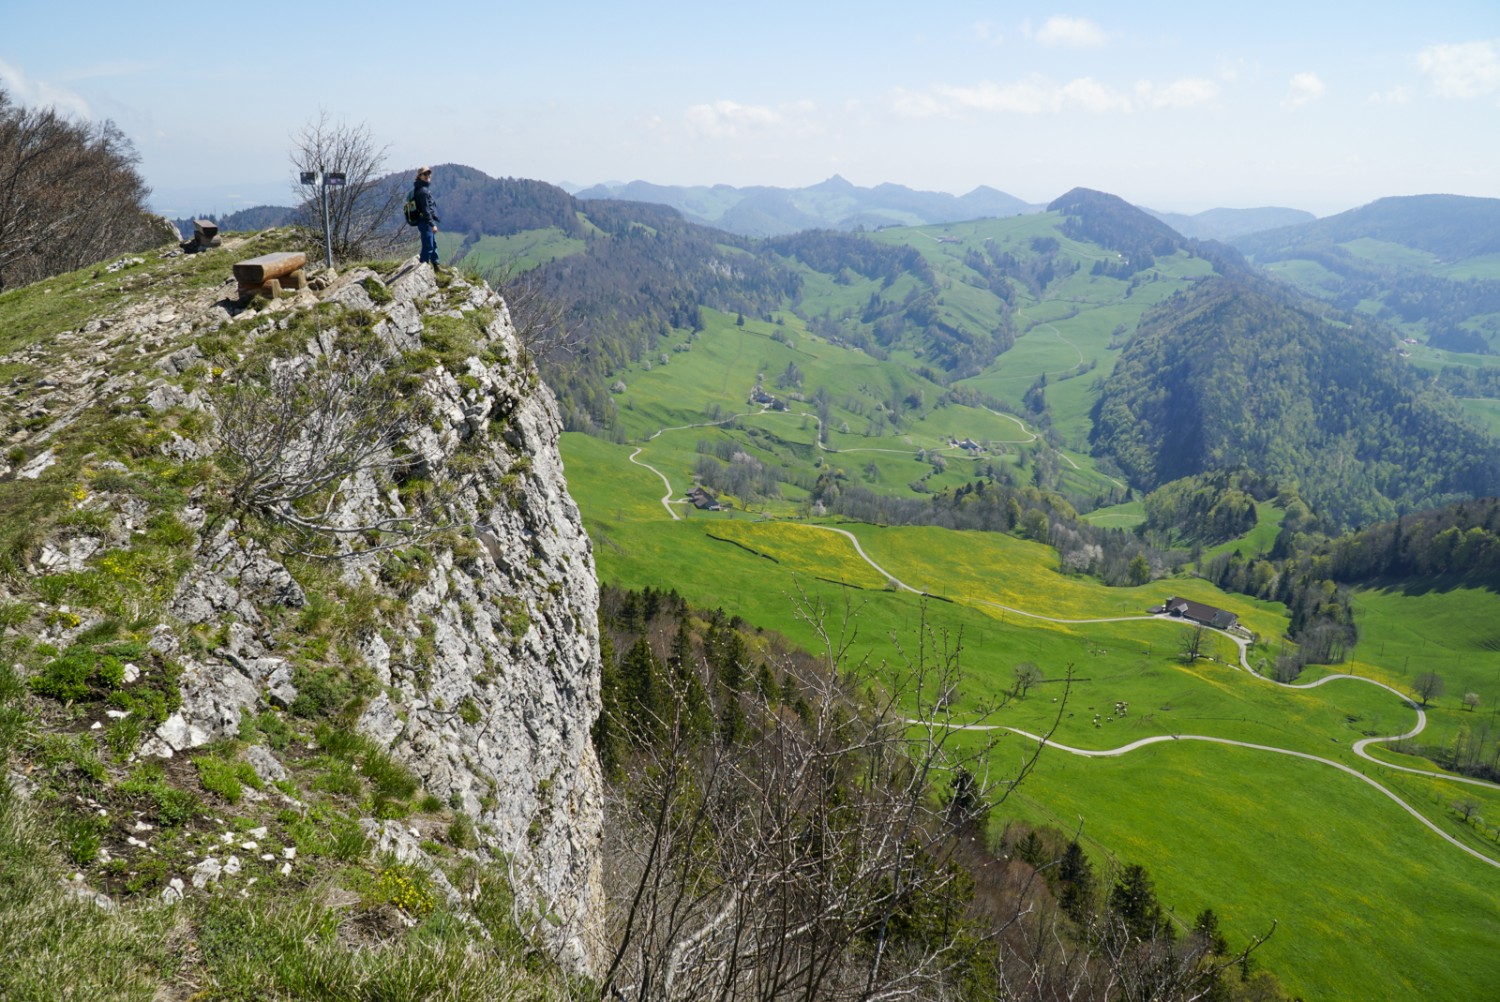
top-left (0, 88), bottom-right (159, 291)
top-left (1412, 671), bottom-right (1445, 707)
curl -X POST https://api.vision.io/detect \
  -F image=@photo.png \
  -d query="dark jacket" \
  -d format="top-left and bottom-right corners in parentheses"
top-left (412, 179), bottom-right (439, 225)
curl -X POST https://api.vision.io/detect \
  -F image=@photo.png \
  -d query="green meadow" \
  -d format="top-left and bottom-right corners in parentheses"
top-left (561, 425), bottom-right (1500, 1002)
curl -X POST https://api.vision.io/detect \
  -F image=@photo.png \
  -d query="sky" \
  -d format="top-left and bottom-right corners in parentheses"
top-left (4, 2), bottom-right (1499, 218)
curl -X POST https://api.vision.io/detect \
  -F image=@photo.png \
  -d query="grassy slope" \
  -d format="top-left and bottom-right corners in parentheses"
top-left (605, 308), bottom-right (1121, 512)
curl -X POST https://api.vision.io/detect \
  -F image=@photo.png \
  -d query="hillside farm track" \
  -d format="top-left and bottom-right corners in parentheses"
top-left (623, 416), bottom-right (1499, 870)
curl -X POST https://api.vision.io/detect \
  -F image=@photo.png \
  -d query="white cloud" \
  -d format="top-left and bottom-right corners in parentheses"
top-left (934, 75), bottom-right (1129, 115)
top-left (1136, 77), bottom-right (1220, 109)
top-left (0, 57), bottom-right (92, 118)
top-left (1283, 72), bottom-right (1326, 108)
top-left (1058, 77), bottom-right (1131, 113)
top-left (1032, 15), bottom-right (1108, 49)
top-left (890, 87), bottom-right (952, 119)
top-left (907, 74), bottom-right (1220, 117)
top-left (1416, 40), bottom-right (1500, 99)
top-left (59, 60), bottom-right (156, 83)
top-left (1367, 86), bottom-right (1412, 106)
top-left (969, 20), bottom-right (1004, 45)
top-left (684, 100), bottom-right (782, 139)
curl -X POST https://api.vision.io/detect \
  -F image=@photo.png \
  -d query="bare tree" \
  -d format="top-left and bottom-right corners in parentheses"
top-left (1013, 662), bottom-right (1043, 699)
top-left (984, 864), bottom-right (1278, 1001)
top-left (288, 112), bottom-right (403, 261)
top-left (1453, 799), bottom-right (1481, 824)
top-left (210, 332), bottom-right (465, 557)
top-left (599, 597), bottom-right (1068, 1001)
top-left (1179, 626), bottom-right (1206, 665)
top-left (480, 257), bottom-right (581, 364)
top-left (0, 88), bottom-right (159, 291)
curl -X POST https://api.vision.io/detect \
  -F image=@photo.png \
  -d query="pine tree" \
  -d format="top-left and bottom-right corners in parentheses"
top-left (1109, 863), bottom-right (1169, 941)
top-left (1057, 840), bottom-right (1094, 923)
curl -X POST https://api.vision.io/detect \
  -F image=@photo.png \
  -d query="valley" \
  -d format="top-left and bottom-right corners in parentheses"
top-left (549, 227), bottom-right (1500, 997)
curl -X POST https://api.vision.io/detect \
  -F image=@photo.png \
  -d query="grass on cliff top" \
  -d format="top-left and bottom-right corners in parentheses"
top-left (0, 229), bottom-right (305, 356)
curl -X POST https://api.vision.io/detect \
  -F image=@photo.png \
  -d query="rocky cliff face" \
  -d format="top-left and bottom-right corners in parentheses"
top-left (0, 238), bottom-right (604, 971)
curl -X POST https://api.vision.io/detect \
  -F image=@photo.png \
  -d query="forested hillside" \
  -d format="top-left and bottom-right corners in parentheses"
top-left (1236, 194), bottom-right (1500, 262)
top-left (1091, 277), bottom-right (1500, 527)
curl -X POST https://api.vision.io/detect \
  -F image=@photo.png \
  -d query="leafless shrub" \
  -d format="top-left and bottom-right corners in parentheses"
top-left (599, 595), bottom-right (1064, 1001)
top-left (210, 334), bottom-right (462, 557)
top-left (481, 258), bottom-right (582, 364)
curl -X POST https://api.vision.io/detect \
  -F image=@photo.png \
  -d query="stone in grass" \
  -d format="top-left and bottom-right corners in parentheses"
top-left (243, 745), bottom-right (287, 785)
top-left (265, 664), bottom-right (299, 711)
top-left (191, 857), bottom-right (222, 889)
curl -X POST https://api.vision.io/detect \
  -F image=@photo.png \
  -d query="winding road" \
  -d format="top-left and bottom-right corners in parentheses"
top-left (624, 415), bottom-right (1500, 870)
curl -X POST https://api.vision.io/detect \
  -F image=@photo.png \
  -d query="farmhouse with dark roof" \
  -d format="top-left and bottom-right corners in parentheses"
top-left (686, 486), bottom-right (724, 511)
top-left (1159, 596), bottom-right (1238, 630)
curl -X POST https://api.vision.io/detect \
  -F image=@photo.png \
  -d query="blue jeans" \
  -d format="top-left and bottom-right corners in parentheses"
top-left (418, 222), bottom-right (438, 265)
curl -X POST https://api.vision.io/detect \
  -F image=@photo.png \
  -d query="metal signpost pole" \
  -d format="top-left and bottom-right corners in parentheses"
top-left (318, 164), bottom-right (334, 271)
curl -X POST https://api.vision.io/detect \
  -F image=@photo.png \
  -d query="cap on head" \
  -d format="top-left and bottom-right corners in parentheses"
top-left (417, 166), bottom-right (432, 178)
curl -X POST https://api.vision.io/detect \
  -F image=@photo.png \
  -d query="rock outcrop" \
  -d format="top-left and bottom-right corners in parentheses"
top-left (0, 243), bottom-right (605, 973)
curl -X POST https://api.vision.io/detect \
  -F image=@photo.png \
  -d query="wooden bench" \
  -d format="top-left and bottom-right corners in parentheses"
top-left (233, 251), bottom-right (308, 298)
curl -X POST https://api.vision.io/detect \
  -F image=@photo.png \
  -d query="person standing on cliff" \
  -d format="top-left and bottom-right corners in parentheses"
top-left (412, 166), bottom-right (441, 268)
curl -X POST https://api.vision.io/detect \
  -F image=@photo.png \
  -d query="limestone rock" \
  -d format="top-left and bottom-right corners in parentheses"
top-left (243, 744), bottom-right (287, 785)
top-left (4, 254), bottom-right (607, 976)
top-left (356, 693), bottom-right (404, 748)
top-left (140, 657), bottom-right (258, 757)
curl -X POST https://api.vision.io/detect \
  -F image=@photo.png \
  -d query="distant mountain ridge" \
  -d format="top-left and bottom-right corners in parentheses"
top-left (1228, 193), bottom-right (1500, 354)
top-left (573, 175), bottom-right (1042, 237)
top-left (1234, 194), bottom-right (1500, 262)
top-left (1146, 205), bottom-right (1316, 241)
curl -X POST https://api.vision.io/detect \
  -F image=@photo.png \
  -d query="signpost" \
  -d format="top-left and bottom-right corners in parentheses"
top-left (298, 167), bottom-right (343, 271)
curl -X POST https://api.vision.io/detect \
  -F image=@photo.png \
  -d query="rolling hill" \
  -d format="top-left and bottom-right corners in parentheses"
top-left (1231, 194), bottom-right (1500, 358)
top-left (573, 174), bottom-right (1040, 236)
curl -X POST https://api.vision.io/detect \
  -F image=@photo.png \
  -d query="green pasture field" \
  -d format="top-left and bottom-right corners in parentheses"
top-left (996, 741), bottom-right (1500, 1002)
top-left (1441, 253), bottom-right (1500, 280)
top-left (1349, 585), bottom-right (1500, 701)
top-left (603, 308), bottom-right (1122, 511)
top-left (1459, 397), bottom-right (1500, 435)
top-left (561, 430), bottom-right (1500, 1001)
top-left (1348, 584), bottom-right (1500, 770)
top-left (454, 229), bottom-right (587, 273)
top-left (1260, 258), bottom-right (1342, 299)
top-left (1082, 499), bottom-right (1145, 529)
top-left (1338, 237), bottom-right (1442, 271)
top-left (1202, 501), bottom-right (1287, 561)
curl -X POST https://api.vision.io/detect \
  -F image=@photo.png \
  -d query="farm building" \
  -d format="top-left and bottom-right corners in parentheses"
top-left (686, 487), bottom-right (725, 511)
top-left (1158, 596), bottom-right (1238, 630)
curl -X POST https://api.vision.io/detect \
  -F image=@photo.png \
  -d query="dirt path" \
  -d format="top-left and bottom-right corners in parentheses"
top-left (626, 417), bottom-right (1496, 867)
top-left (993, 726), bottom-right (1500, 870)
top-left (809, 523), bottom-right (1500, 867)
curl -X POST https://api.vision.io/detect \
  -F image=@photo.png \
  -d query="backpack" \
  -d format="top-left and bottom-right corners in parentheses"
top-left (404, 189), bottom-right (420, 226)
